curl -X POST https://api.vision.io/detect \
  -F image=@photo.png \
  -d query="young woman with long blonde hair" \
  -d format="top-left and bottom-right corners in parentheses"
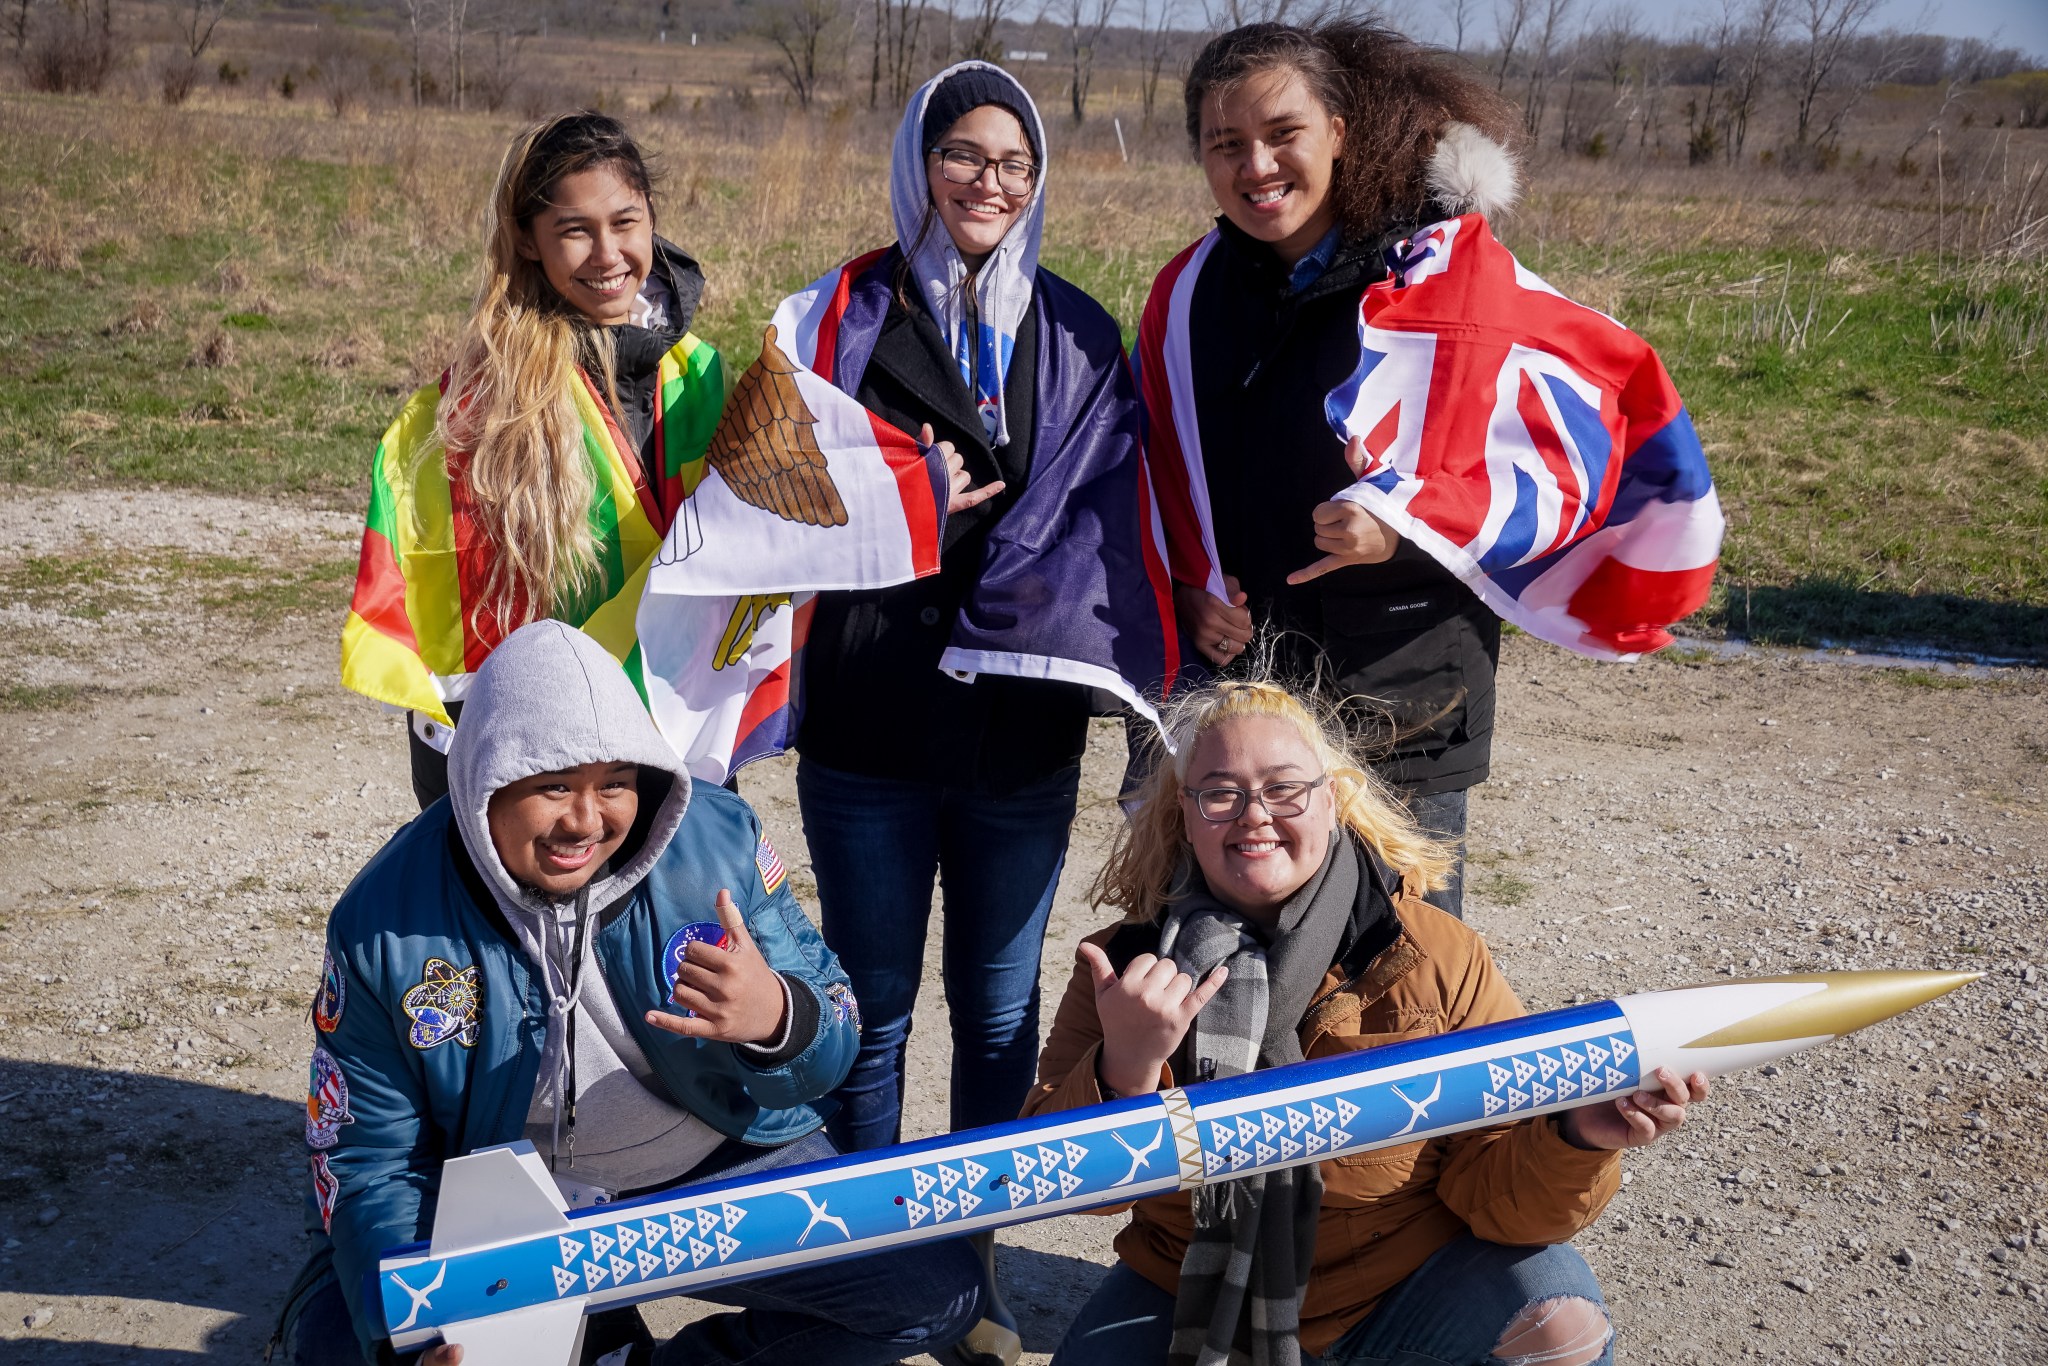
top-left (338, 111), bottom-right (723, 807)
top-left (1028, 679), bottom-right (1709, 1366)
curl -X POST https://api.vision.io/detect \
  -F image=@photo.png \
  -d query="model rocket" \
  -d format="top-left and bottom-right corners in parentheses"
top-left (375, 970), bottom-right (1976, 1360)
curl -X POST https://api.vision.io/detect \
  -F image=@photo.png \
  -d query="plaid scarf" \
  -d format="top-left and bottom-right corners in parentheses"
top-left (1158, 836), bottom-right (1361, 1366)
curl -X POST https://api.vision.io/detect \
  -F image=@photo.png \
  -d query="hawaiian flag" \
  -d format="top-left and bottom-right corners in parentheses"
top-left (1143, 216), bottom-right (1722, 661)
top-left (637, 248), bottom-right (1186, 784)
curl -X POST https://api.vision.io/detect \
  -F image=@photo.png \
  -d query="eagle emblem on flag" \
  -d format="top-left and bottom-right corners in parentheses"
top-left (708, 325), bottom-right (848, 528)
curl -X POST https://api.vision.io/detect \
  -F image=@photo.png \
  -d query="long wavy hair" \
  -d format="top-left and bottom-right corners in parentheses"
top-left (1182, 20), bottom-right (1520, 243)
top-left (432, 111), bottom-right (655, 632)
top-left (1091, 678), bottom-right (1452, 922)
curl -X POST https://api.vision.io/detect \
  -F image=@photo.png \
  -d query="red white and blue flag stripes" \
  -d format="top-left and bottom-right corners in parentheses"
top-left (637, 249), bottom-right (1188, 783)
top-left (1143, 217), bottom-right (1722, 661)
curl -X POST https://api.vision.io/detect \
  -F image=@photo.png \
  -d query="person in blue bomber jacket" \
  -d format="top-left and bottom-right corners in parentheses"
top-left (274, 621), bottom-right (984, 1366)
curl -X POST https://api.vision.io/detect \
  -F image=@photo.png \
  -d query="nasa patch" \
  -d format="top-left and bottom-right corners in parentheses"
top-left (661, 921), bottom-right (731, 997)
top-left (310, 1152), bottom-right (339, 1232)
top-left (312, 948), bottom-right (345, 1033)
top-left (305, 1046), bottom-right (354, 1150)
top-left (401, 957), bottom-right (482, 1050)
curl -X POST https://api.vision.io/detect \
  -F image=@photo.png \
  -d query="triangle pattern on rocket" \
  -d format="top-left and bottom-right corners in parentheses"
top-left (664, 1243), bottom-right (688, 1273)
top-left (554, 1265), bottom-right (580, 1296)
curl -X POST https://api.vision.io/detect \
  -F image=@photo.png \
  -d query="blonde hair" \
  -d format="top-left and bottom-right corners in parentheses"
top-left (430, 111), bottom-right (654, 633)
top-left (1090, 679), bottom-right (1452, 921)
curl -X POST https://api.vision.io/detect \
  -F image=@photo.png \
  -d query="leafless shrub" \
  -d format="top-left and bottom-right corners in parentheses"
top-left (25, 0), bottom-right (117, 94)
top-left (188, 329), bottom-right (236, 369)
top-left (106, 300), bottom-right (170, 336)
top-left (17, 225), bottom-right (80, 271)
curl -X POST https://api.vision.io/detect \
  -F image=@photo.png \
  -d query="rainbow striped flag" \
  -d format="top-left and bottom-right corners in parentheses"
top-left (341, 334), bottom-right (724, 725)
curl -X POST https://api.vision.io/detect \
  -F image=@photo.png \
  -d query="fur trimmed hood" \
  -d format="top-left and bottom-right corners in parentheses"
top-left (1426, 122), bottom-right (1520, 219)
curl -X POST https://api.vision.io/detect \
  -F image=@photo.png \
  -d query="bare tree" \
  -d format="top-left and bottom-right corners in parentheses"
top-left (959, 0), bottom-right (1015, 61)
top-left (1447, 0), bottom-right (1474, 54)
top-left (446, 0), bottom-right (469, 110)
top-left (470, 22), bottom-right (526, 112)
top-left (1722, 0), bottom-right (1781, 164)
top-left (1520, 0), bottom-right (1577, 139)
top-left (1135, 0), bottom-right (1183, 127)
top-left (760, 0), bottom-right (845, 108)
top-left (1052, 0), bottom-right (1118, 124)
top-left (872, 0), bottom-right (928, 106)
top-left (6, 0), bottom-right (38, 63)
top-left (1493, 0), bottom-right (1531, 92)
top-left (1787, 0), bottom-right (1882, 148)
top-left (1683, 4), bottom-right (1732, 163)
top-left (1584, 2), bottom-right (1640, 91)
top-left (398, 0), bottom-right (436, 106)
top-left (25, 0), bottom-right (115, 93)
top-left (159, 0), bottom-right (232, 105)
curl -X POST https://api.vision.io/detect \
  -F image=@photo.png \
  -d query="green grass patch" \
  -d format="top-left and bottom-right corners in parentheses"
top-left (0, 682), bottom-right (104, 712)
top-left (1522, 242), bottom-right (2048, 658)
top-left (1473, 871), bottom-right (1536, 907)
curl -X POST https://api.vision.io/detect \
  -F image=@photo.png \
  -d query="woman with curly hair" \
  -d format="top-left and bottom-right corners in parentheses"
top-left (1028, 679), bottom-right (1708, 1365)
top-left (1140, 22), bottom-right (1531, 917)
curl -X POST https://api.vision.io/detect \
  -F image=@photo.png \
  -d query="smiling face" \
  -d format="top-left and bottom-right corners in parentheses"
top-left (1179, 714), bottom-right (1336, 924)
top-left (516, 162), bottom-right (654, 326)
top-left (487, 760), bottom-right (640, 897)
top-left (1199, 65), bottom-right (1347, 269)
top-left (926, 103), bottom-right (1036, 264)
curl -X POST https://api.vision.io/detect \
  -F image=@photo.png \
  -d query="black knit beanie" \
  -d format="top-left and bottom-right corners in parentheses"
top-left (921, 67), bottom-right (1041, 162)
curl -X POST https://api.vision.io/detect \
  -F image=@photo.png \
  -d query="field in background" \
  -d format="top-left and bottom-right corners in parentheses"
top-left (2, 29), bottom-right (2045, 658)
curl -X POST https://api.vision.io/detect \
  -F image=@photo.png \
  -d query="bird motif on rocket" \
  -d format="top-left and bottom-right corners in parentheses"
top-left (707, 324), bottom-right (849, 528)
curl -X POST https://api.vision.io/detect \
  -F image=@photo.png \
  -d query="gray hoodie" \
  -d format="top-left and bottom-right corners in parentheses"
top-left (446, 621), bottom-right (778, 1200)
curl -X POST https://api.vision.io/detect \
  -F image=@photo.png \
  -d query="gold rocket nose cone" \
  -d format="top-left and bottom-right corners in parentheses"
top-left (1681, 970), bottom-right (1984, 1049)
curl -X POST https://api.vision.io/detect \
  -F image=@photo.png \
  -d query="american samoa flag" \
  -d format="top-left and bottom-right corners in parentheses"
top-left (1143, 215), bottom-right (1721, 661)
top-left (637, 248), bottom-right (1185, 783)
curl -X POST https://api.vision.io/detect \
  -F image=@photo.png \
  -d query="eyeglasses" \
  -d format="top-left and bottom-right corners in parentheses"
top-left (929, 146), bottom-right (1038, 197)
top-left (1181, 775), bottom-right (1329, 823)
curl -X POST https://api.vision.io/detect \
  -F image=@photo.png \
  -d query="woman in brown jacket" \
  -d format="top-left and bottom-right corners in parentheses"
top-left (1028, 680), bottom-right (1708, 1366)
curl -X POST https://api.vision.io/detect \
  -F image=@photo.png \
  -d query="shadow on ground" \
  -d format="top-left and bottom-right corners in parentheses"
top-left (996, 1241), bottom-right (1116, 1355)
top-left (0, 1059), bottom-right (308, 1363)
top-left (1701, 580), bottom-right (2048, 660)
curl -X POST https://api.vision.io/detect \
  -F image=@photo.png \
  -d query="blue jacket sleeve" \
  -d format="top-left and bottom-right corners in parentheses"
top-left (724, 808), bottom-right (860, 1109)
top-left (317, 923), bottom-right (441, 1363)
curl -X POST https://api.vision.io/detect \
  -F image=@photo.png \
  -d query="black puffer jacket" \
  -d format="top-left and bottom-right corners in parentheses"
top-left (1188, 216), bottom-right (1498, 796)
top-left (585, 236), bottom-right (706, 523)
top-left (794, 274), bottom-right (1091, 794)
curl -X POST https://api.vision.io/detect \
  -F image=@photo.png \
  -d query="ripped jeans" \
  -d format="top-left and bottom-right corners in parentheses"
top-left (1052, 1234), bottom-right (1612, 1366)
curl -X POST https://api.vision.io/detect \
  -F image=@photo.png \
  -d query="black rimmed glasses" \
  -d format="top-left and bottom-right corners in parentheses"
top-left (929, 146), bottom-right (1038, 196)
top-left (1181, 775), bottom-right (1329, 823)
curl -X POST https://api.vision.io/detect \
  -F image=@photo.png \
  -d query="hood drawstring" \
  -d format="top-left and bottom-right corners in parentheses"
top-left (541, 885), bottom-right (594, 1171)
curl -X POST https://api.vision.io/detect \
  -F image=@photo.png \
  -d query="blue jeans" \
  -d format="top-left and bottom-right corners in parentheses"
top-left (282, 1132), bottom-right (983, 1366)
top-left (1407, 787), bottom-right (1469, 920)
top-left (797, 758), bottom-right (1080, 1150)
top-left (1051, 1235), bottom-right (1611, 1366)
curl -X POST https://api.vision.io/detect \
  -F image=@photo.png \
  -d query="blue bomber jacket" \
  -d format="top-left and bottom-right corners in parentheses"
top-left (298, 785), bottom-right (857, 1360)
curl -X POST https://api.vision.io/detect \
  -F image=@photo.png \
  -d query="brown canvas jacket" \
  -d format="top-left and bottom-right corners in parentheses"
top-left (1023, 895), bottom-right (1623, 1354)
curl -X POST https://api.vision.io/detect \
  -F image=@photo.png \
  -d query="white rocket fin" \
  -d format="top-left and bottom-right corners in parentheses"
top-left (429, 1140), bottom-right (571, 1259)
top-left (440, 1297), bottom-right (587, 1365)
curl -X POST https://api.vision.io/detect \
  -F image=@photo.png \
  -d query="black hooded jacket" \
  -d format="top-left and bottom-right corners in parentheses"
top-left (1187, 216), bottom-right (1499, 796)
top-left (794, 265), bottom-right (1091, 795)
top-left (585, 235), bottom-right (706, 523)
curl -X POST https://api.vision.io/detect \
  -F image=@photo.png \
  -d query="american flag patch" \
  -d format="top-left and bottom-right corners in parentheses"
top-left (754, 837), bottom-right (786, 894)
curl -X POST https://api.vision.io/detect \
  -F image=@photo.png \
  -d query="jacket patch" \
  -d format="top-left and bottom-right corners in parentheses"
top-left (754, 836), bottom-right (786, 894)
top-left (306, 1046), bottom-right (354, 1150)
top-left (310, 1152), bottom-right (339, 1232)
top-left (661, 921), bottom-right (731, 996)
top-left (402, 957), bottom-right (482, 1050)
top-left (313, 948), bottom-right (345, 1033)
top-left (826, 981), bottom-right (861, 1032)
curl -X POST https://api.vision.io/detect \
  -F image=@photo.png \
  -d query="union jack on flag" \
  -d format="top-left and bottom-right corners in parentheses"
top-left (1320, 215), bottom-right (1722, 659)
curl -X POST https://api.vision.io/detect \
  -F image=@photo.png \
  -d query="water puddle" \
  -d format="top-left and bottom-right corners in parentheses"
top-left (1671, 635), bottom-right (2039, 679)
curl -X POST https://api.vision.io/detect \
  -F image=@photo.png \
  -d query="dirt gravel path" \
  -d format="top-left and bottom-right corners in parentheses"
top-left (1, 490), bottom-right (2042, 1363)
